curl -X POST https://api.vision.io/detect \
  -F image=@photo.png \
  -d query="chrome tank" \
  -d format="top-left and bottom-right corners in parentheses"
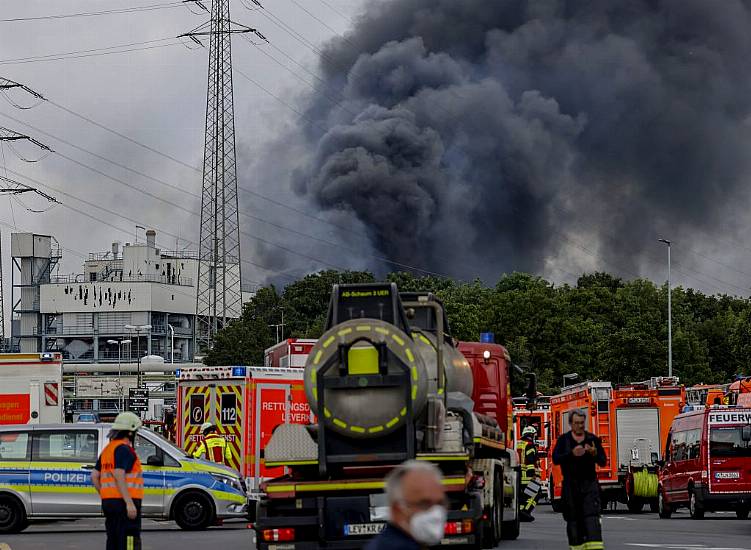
top-left (304, 319), bottom-right (474, 439)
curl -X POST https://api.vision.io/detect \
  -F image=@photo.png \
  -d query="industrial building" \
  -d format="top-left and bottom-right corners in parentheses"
top-left (11, 229), bottom-right (198, 363)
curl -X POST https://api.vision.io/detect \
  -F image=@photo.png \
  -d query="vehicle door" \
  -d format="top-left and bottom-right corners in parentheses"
top-left (670, 430), bottom-right (689, 503)
top-left (0, 430), bottom-right (31, 512)
top-left (660, 430), bottom-right (674, 497)
top-left (30, 428), bottom-right (100, 516)
top-left (133, 432), bottom-right (166, 517)
top-left (707, 424), bottom-right (751, 494)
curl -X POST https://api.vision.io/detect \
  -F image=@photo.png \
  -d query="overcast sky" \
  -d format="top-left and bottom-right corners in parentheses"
top-left (3, 0), bottom-right (751, 338)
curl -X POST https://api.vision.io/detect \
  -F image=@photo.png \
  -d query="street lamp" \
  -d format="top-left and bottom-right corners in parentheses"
top-left (107, 338), bottom-right (131, 410)
top-left (124, 324), bottom-right (152, 388)
top-left (658, 239), bottom-right (672, 378)
top-left (167, 324), bottom-right (175, 364)
top-left (563, 373), bottom-right (579, 389)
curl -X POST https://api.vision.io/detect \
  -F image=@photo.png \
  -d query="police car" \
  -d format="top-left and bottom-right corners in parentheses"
top-left (0, 423), bottom-right (248, 533)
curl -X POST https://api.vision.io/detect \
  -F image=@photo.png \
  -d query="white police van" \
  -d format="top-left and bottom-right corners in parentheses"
top-left (0, 424), bottom-right (247, 533)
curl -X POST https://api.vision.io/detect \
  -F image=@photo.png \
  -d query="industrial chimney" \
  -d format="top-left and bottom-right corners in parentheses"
top-left (146, 229), bottom-right (156, 249)
top-left (112, 241), bottom-right (119, 259)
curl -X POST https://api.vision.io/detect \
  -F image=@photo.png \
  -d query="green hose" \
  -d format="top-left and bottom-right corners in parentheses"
top-left (632, 467), bottom-right (658, 498)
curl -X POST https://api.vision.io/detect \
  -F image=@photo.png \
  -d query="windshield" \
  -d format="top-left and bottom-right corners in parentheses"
top-left (143, 428), bottom-right (189, 458)
top-left (709, 427), bottom-right (751, 457)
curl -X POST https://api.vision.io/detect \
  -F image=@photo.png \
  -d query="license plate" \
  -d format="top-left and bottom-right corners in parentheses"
top-left (715, 471), bottom-right (741, 479)
top-left (344, 523), bottom-right (385, 536)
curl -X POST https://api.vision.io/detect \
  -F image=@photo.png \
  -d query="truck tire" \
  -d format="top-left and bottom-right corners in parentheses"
top-left (173, 491), bottom-right (215, 530)
top-left (649, 500), bottom-right (659, 514)
top-left (689, 489), bottom-right (704, 520)
top-left (482, 472), bottom-right (502, 548)
top-left (736, 507), bottom-right (749, 520)
top-left (657, 490), bottom-right (672, 519)
top-left (500, 471), bottom-right (520, 541)
top-left (0, 495), bottom-right (28, 534)
top-left (627, 496), bottom-right (643, 513)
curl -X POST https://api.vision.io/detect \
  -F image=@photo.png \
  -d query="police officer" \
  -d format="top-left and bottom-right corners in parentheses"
top-left (192, 422), bottom-right (232, 465)
top-left (517, 426), bottom-right (540, 522)
top-left (552, 409), bottom-right (607, 550)
top-left (91, 412), bottom-right (144, 550)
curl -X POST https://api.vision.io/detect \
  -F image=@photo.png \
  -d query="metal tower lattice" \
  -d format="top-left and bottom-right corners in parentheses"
top-left (182, 1), bottom-right (260, 352)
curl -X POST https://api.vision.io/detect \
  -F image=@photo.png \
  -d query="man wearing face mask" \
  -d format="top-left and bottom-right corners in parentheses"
top-left (365, 461), bottom-right (447, 550)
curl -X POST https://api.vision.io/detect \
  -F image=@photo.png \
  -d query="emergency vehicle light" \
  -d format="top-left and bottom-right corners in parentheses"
top-left (232, 366), bottom-right (247, 377)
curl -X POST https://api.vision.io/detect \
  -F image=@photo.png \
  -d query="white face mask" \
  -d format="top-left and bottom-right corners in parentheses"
top-left (408, 505), bottom-right (447, 545)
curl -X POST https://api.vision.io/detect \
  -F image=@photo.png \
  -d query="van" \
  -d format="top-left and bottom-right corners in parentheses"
top-left (658, 407), bottom-right (751, 519)
top-left (0, 423), bottom-right (247, 533)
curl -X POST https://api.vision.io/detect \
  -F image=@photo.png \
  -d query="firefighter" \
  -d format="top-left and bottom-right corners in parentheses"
top-left (91, 412), bottom-right (144, 550)
top-left (552, 409), bottom-right (607, 550)
top-left (517, 425), bottom-right (540, 522)
top-left (192, 422), bottom-right (232, 465)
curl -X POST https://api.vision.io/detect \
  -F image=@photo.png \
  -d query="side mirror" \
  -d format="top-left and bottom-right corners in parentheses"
top-left (742, 425), bottom-right (751, 442)
top-left (651, 452), bottom-right (659, 465)
top-left (525, 373), bottom-right (538, 410)
top-left (147, 454), bottom-right (164, 467)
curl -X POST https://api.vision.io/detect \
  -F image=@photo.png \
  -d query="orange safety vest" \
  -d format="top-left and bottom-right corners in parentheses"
top-left (99, 439), bottom-right (144, 500)
top-left (194, 432), bottom-right (231, 464)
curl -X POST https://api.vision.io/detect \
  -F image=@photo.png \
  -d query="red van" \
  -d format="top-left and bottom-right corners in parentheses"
top-left (658, 407), bottom-right (751, 519)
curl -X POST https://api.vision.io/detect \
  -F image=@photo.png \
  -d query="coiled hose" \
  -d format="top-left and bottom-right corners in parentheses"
top-left (632, 467), bottom-right (658, 498)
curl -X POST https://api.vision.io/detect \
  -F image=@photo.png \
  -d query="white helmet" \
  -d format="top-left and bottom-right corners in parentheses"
top-left (522, 426), bottom-right (537, 438)
top-left (111, 412), bottom-right (142, 432)
top-left (201, 422), bottom-right (215, 432)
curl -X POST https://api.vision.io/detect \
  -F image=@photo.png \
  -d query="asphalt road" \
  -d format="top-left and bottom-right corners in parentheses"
top-left (1, 506), bottom-right (751, 550)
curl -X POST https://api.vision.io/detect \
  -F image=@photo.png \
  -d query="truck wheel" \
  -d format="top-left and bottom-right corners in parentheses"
top-left (736, 507), bottom-right (749, 520)
top-left (649, 500), bottom-right (659, 513)
top-left (689, 489), bottom-right (704, 520)
top-left (0, 496), bottom-right (28, 534)
top-left (482, 473), bottom-right (502, 548)
top-left (174, 492), bottom-right (215, 530)
top-left (627, 496), bottom-right (644, 513)
top-left (500, 471), bottom-right (520, 541)
top-left (657, 490), bottom-right (672, 519)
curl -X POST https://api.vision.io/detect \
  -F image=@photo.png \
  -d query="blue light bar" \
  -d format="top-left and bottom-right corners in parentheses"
top-left (174, 369), bottom-right (181, 378)
top-left (480, 332), bottom-right (495, 343)
top-left (232, 366), bottom-right (247, 377)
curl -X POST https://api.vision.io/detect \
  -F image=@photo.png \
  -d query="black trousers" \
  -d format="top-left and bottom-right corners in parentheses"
top-left (102, 499), bottom-right (142, 550)
top-left (562, 480), bottom-right (604, 549)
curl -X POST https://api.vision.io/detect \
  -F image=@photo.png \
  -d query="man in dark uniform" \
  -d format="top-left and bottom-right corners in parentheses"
top-left (365, 461), bottom-right (447, 550)
top-left (552, 409), bottom-right (607, 550)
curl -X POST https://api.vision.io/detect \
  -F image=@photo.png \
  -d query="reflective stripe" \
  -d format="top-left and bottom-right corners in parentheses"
top-left (98, 439), bottom-right (144, 500)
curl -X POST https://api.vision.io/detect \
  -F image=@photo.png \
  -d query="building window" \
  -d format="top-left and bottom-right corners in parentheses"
top-left (89, 273), bottom-right (97, 282)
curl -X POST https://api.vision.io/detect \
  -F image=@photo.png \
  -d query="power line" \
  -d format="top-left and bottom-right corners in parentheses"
top-left (0, 2), bottom-right (185, 22)
top-left (0, 38), bottom-right (181, 66)
top-left (315, 0), bottom-right (355, 24)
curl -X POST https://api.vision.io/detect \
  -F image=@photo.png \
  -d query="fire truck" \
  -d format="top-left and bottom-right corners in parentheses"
top-left (549, 378), bottom-right (684, 512)
top-left (254, 284), bottom-right (533, 548)
top-left (264, 338), bottom-right (317, 369)
top-left (0, 352), bottom-right (63, 425)
top-left (513, 396), bottom-right (551, 499)
top-left (176, 365), bottom-right (312, 501)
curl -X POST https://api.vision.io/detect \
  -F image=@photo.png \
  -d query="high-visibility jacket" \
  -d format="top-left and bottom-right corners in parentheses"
top-left (516, 438), bottom-right (537, 483)
top-left (193, 432), bottom-right (232, 464)
top-left (99, 439), bottom-right (144, 500)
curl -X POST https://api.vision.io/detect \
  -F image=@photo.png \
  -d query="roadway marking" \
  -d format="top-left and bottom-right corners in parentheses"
top-left (627, 545), bottom-right (751, 550)
top-left (602, 516), bottom-right (636, 520)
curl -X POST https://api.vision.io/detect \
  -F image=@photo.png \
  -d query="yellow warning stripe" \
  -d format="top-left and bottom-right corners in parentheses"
top-left (265, 476), bottom-right (466, 495)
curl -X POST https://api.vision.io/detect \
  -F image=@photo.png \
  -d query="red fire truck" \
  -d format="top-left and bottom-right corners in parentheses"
top-left (513, 396), bottom-right (551, 498)
top-left (264, 339), bottom-right (316, 369)
top-left (549, 378), bottom-right (684, 512)
top-left (176, 365), bottom-right (311, 500)
top-left (658, 407), bottom-right (751, 519)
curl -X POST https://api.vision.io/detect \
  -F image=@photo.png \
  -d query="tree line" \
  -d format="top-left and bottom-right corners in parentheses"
top-left (205, 270), bottom-right (751, 395)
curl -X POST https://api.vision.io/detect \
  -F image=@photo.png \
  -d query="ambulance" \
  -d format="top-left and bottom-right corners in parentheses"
top-left (658, 407), bottom-right (751, 519)
top-left (263, 339), bottom-right (316, 369)
top-left (0, 353), bottom-right (63, 425)
top-left (549, 378), bottom-right (684, 512)
top-left (513, 396), bottom-right (551, 498)
top-left (176, 365), bottom-right (312, 503)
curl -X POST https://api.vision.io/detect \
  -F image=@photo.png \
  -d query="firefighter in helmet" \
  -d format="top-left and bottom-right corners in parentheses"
top-left (192, 422), bottom-right (232, 465)
top-left (517, 425), bottom-right (540, 522)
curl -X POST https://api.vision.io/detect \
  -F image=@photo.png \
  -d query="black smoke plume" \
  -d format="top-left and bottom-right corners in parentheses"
top-left (281, 0), bottom-right (751, 282)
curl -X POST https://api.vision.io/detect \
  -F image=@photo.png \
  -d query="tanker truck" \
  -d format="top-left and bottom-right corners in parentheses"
top-left (254, 283), bottom-right (532, 548)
